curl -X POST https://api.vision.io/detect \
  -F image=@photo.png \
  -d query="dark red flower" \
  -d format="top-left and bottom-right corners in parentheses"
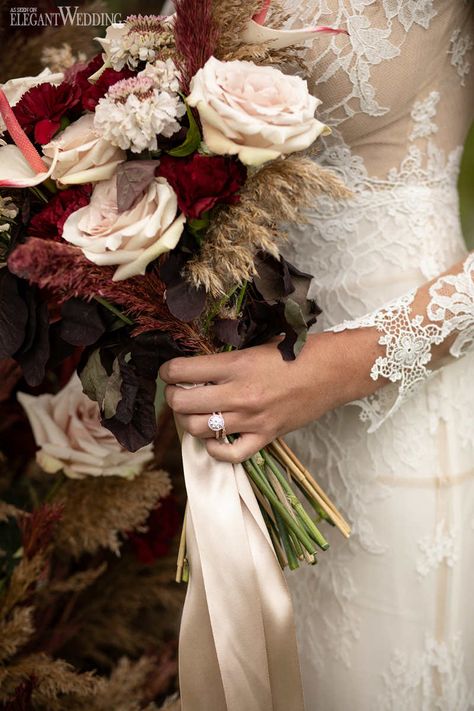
top-left (128, 495), bottom-right (182, 565)
top-left (28, 185), bottom-right (92, 241)
top-left (158, 153), bottom-right (247, 219)
top-left (13, 81), bottom-right (81, 144)
top-left (68, 54), bottom-right (134, 112)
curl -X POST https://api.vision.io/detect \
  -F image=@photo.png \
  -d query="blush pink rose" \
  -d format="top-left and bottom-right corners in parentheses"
top-left (61, 174), bottom-right (185, 281)
top-left (18, 374), bottom-right (154, 479)
top-left (187, 57), bottom-right (330, 166)
top-left (42, 114), bottom-right (126, 186)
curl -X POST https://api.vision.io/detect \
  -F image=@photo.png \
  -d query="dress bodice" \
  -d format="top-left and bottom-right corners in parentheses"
top-left (280, 1), bottom-right (474, 328)
top-left (284, 0), bottom-right (473, 188)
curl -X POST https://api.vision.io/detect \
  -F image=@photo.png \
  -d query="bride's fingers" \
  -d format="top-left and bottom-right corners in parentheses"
top-left (164, 382), bottom-right (239, 415)
top-left (159, 352), bottom-right (238, 385)
top-left (175, 412), bottom-right (240, 439)
top-left (205, 433), bottom-right (266, 464)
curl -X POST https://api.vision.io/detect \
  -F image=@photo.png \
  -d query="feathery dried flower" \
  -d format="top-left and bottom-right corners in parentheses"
top-left (186, 157), bottom-right (351, 295)
top-left (94, 76), bottom-right (185, 153)
top-left (18, 503), bottom-right (64, 559)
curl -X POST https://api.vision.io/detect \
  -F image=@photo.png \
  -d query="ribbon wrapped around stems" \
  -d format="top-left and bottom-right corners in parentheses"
top-left (178, 431), bottom-right (305, 711)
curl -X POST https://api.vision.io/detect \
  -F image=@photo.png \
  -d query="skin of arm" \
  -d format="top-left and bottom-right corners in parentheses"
top-left (159, 256), bottom-right (471, 463)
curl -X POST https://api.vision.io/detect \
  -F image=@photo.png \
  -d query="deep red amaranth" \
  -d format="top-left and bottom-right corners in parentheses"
top-left (7, 239), bottom-right (207, 352)
top-left (18, 502), bottom-right (64, 559)
top-left (173, 0), bottom-right (220, 93)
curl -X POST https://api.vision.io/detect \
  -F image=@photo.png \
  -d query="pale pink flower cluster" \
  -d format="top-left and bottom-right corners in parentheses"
top-left (94, 75), bottom-right (185, 153)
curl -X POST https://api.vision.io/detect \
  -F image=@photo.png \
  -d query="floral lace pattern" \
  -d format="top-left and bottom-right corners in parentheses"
top-left (281, 2), bottom-right (474, 709)
top-left (416, 520), bottom-right (459, 577)
top-left (376, 635), bottom-right (474, 711)
top-left (449, 28), bottom-right (474, 86)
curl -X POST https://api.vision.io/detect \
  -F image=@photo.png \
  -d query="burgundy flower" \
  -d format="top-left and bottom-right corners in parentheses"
top-left (28, 185), bottom-right (92, 241)
top-left (158, 153), bottom-right (247, 219)
top-left (128, 495), bottom-right (182, 565)
top-left (13, 81), bottom-right (81, 144)
top-left (68, 54), bottom-right (134, 112)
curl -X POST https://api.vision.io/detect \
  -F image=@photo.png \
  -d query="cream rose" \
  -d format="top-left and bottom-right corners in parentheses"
top-left (42, 114), bottom-right (126, 186)
top-left (62, 174), bottom-right (185, 281)
top-left (17, 374), bottom-right (154, 479)
top-left (187, 57), bottom-right (330, 167)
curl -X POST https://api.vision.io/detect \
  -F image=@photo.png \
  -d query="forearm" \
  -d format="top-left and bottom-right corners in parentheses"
top-left (325, 252), bottom-right (474, 427)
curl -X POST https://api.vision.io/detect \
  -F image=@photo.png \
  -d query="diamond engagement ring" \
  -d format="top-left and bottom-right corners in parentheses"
top-left (208, 412), bottom-right (226, 439)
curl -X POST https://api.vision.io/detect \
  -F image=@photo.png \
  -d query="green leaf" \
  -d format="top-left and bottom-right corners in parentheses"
top-left (79, 349), bottom-right (108, 406)
top-left (167, 102), bottom-right (201, 158)
top-left (79, 351), bottom-right (123, 420)
top-left (284, 298), bottom-right (309, 357)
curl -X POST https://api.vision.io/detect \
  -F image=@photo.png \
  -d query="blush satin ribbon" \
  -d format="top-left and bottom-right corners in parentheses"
top-left (178, 431), bottom-right (306, 711)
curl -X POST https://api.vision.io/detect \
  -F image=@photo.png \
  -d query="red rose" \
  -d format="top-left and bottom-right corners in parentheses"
top-left (127, 495), bottom-right (182, 565)
top-left (67, 54), bottom-right (134, 112)
top-left (13, 81), bottom-right (81, 145)
top-left (158, 154), bottom-right (247, 220)
top-left (28, 185), bottom-right (92, 241)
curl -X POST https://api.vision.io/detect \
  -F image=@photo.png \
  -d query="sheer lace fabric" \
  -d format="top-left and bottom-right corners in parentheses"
top-left (279, 1), bottom-right (474, 709)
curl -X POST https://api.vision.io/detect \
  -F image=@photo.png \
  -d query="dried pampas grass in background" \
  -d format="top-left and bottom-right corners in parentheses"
top-left (55, 469), bottom-right (172, 557)
top-left (186, 157), bottom-right (351, 296)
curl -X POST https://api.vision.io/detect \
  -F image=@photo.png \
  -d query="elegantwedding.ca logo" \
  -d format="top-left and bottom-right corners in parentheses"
top-left (9, 5), bottom-right (122, 26)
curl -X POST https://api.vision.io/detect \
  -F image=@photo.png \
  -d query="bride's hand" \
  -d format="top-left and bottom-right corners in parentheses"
top-left (159, 329), bottom-right (382, 463)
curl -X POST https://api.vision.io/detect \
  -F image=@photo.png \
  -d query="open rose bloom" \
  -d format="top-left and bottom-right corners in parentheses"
top-left (18, 374), bottom-right (154, 479)
top-left (187, 57), bottom-right (330, 166)
top-left (61, 175), bottom-right (185, 281)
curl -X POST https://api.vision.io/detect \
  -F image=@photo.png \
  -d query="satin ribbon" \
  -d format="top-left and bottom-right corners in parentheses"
top-left (178, 430), bottom-right (305, 711)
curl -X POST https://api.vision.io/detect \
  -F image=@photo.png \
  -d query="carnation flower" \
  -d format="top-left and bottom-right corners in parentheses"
top-left (67, 54), bottom-right (134, 112)
top-left (18, 373), bottom-right (155, 479)
top-left (94, 76), bottom-right (185, 153)
top-left (138, 59), bottom-right (181, 94)
top-left (13, 81), bottom-right (81, 145)
top-left (41, 43), bottom-right (87, 73)
top-left (97, 15), bottom-right (175, 71)
top-left (158, 153), bottom-right (247, 219)
top-left (28, 185), bottom-right (92, 241)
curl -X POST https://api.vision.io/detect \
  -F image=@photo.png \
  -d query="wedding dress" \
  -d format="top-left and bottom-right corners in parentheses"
top-left (279, 2), bottom-right (474, 709)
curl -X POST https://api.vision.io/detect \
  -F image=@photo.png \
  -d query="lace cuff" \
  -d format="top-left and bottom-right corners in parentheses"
top-left (329, 253), bottom-right (474, 432)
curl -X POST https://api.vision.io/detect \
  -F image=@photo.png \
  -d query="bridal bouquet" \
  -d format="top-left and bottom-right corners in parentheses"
top-left (0, 1), bottom-right (350, 707)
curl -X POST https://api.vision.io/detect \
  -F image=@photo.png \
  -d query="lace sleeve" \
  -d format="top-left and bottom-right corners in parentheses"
top-left (329, 253), bottom-right (474, 432)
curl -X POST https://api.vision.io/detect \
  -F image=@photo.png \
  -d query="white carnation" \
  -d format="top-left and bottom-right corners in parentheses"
top-left (94, 76), bottom-right (185, 153)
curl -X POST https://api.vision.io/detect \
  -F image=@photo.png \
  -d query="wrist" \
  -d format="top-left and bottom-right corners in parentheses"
top-left (304, 327), bottom-right (384, 412)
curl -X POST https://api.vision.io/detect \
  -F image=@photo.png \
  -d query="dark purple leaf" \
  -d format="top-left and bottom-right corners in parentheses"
top-left (214, 318), bottom-right (245, 348)
top-left (60, 299), bottom-right (105, 346)
top-left (0, 271), bottom-right (28, 358)
top-left (165, 280), bottom-right (206, 322)
top-left (16, 300), bottom-right (50, 386)
top-left (116, 160), bottom-right (160, 213)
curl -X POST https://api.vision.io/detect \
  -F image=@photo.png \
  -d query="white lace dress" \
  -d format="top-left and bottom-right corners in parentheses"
top-left (280, 2), bottom-right (474, 709)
